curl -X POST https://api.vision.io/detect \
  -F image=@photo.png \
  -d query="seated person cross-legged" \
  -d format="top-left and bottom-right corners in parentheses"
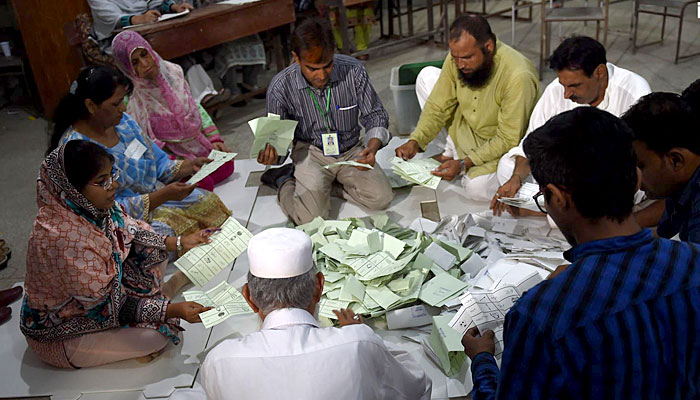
top-left (257, 17), bottom-right (393, 225)
top-left (21, 140), bottom-right (213, 368)
top-left (49, 66), bottom-right (231, 240)
top-left (491, 36), bottom-right (651, 217)
top-left (622, 92), bottom-right (700, 244)
top-left (112, 31), bottom-right (234, 192)
top-left (396, 15), bottom-right (538, 202)
top-left (199, 228), bottom-right (432, 400)
top-left (461, 107), bottom-right (700, 399)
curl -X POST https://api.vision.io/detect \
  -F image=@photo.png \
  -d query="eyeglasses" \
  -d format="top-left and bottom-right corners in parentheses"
top-left (533, 190), bottom-right (547, 214)
top-left (89, 171), bottom-right (120, 190)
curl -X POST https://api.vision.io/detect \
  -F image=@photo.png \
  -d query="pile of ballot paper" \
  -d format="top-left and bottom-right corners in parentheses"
top-left (391, 157), bottom-right (442, 190)
top-left (295, 215), bottom-right (477, 322)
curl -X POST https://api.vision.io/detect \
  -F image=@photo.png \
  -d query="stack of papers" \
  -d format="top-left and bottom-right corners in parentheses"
top-left (391, 157), bottom-right (442, 190)
top-left (186, 149), bottom-right (237, 185)
top-left (174, 217), bottom-right (253, 286)
top-left (183, 281), bottom-right (253, 328)
top-left (248, 113), bottom-right (297, 158)
top-left (496, 182), bottom-right (541, 213)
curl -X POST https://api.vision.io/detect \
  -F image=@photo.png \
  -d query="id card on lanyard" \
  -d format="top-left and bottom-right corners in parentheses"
top-left (307, 87), bottom-right (340, 156)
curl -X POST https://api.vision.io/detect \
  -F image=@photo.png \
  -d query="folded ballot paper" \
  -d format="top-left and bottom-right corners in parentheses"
top-left (183, 281), bottom-right (253, 328)
top-left (174, 217), bottom-right (253, 287)
top-left (248, 113), bottom-right (297, 158)
top-left (186, 149), bottom-right (237, 185)
top-left (391, 157), bottom-right (442, 190)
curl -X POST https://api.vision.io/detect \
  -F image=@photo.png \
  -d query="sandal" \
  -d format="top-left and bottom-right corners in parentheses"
top-left (0, 239), bottom-right (11, 262)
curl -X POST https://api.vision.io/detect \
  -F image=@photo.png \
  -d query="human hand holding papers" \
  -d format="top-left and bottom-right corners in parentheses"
top-left (248, 113), bottom-right (297, 159)
top-left (184, 281), bottom-right (253, 328)
top-left (174, 217), bottom-right (253, 287)
top-left (496, 182), bottom-right (542, 213)
top-left (186, 149), bottom-right (237, 185)
top-left (391, 157), bottom-right (442, 190)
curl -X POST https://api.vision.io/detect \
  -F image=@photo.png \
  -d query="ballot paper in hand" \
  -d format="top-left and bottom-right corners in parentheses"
top-left (248, 113), bottom-right (297, 158)
top-left (158, 9), bottom-right (189, 21)
top-left (391, 157), bottom-right (442, 190)
top-left (200, 302), bottom-right (254, 328)
top-left (186, 150), bottom-right (237, 185)
top-left (323, 161), bottom-right (374, 170)
top-left (174, 217), bottom-right (253, 287)
top-left (183, 281), bottom-right (253, 328)
top-left (497, 182), bottom-right (542, 212)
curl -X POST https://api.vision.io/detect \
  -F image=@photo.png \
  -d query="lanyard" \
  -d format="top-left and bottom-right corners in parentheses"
top-left (306, 87), bottom-right (332, 133)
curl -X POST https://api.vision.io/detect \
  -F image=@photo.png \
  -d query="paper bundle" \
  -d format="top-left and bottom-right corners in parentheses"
top-left (391, 157), bottom-right (442, 190)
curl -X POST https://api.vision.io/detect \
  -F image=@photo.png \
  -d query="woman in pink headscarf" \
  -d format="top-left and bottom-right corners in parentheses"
top-left (112, 31), bottom-right (234, 192)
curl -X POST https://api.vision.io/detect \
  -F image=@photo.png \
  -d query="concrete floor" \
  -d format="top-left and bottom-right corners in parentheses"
top-left (1, 0), bottom-right (699, 291)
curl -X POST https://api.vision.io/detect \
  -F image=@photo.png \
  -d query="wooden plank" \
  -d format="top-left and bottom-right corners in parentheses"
top-left (130, 0), bottom-right (295, 60)
top-left (10, 0), bottom-right (90, 116)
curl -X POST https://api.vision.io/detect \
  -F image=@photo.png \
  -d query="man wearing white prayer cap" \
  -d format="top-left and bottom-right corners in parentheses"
top-left (199, 227), bottom-right (432, 400)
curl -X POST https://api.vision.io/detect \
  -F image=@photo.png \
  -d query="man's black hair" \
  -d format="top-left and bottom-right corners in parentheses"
top-left (681, 78), bottom-right (700, 119)
top-left (524, 107), bottom-right (637, 223)
top-left (622, 92), bottom-right (700, 155)
top-left (448, 14), bottom-right (496, 46)
top-left (290, 17), bottom-right (336, 61)
top-left (549, 36), bottom-right (607, 77)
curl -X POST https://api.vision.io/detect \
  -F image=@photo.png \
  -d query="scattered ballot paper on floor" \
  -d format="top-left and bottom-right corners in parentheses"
top-left (186, 149), bottom-right (237, 185)
top-left (248, 113), bottom-right (297, 158)
top-left (174, 217), bottom-right (253, 287)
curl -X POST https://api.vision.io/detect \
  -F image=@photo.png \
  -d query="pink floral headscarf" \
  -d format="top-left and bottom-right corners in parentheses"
top-left (112, 31), bottom-right (212, 159)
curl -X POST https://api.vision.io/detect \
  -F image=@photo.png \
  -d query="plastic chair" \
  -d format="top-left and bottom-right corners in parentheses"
top-left (539, 0), bottom-right (609, 80)
top-left (632, 0), bottom-right (698, 64)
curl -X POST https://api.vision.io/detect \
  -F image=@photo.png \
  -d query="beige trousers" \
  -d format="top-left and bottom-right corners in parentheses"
top-left (279, 141), bottom-right (394, 225)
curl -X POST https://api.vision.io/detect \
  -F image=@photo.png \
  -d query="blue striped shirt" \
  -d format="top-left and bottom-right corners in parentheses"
top-left (266, 54), bottom-right (391, 155)
top-left (471, 229), bottom-right (700, 399)
top-left (658, 165), bottom-right (700, 244)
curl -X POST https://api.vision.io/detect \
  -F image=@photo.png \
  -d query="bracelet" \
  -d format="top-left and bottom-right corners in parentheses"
top-left (176, 236), bottom-right (183, 253)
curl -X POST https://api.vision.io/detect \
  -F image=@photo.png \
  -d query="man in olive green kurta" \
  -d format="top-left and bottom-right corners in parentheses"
top-left (396, 15), bottom-right (538, 201)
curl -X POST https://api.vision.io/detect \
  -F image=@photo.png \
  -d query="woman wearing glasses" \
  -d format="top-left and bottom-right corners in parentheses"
top-left (22, 140), bottom-right (213, 368)
top-left (49, 65), bottom-right (230, 241)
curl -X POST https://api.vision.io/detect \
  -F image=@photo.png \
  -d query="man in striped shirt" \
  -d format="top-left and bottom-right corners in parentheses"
top-left (623, 91), bottom-right (700, 244)
top-left (257, 17), bottom-right (393, 225)
top-left (461, 107), bottom-right (700, 399)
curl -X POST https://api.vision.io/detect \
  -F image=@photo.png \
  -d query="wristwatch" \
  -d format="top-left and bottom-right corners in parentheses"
top-left (459, 159), bottom-right (466, 173)
top-left (176, 236), bottom-right (183, 253)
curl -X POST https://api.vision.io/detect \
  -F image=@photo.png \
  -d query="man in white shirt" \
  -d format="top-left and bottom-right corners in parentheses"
top-left (490, 36), bottom-right (651, 216)
top-left (200, 228), bottom-right (432, 400)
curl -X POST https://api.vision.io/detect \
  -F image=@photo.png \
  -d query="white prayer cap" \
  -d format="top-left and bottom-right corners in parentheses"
top-left (248, 228), bottom-right (314, 279)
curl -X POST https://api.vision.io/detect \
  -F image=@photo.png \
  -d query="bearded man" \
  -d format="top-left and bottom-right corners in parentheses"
top-left (396, 15), bottom-right (538, 201)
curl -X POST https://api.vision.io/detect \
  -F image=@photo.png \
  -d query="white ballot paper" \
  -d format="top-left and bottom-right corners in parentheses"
top-left (184, 281), bottom-right (253, 328)
top-left (386, 305), bottom-right (433, 330)
top-left (186, 150), bottom-right (237, 185)
top-left (448, 266), bottom-right (543, 359)
top-left (248, 113), bottom-right (297, 158)
top-left (497, 182), bottom-right (541, 212)
top-left (174, 217), bottom-right (253, 287)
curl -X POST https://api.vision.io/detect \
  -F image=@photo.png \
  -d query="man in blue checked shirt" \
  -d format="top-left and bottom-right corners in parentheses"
top-left (461, 107), bottom-right (700, 399)
top-left (623, 90), bottom-right (700, 244)
top-left (256, 17), bottom-right (393, 225)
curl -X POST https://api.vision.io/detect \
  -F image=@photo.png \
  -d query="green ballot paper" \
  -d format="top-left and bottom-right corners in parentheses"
top-left (248, 113), bottom-right (298, 158)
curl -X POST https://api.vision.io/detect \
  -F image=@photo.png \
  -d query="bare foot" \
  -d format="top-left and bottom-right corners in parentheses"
top-left (162, 270), bottom-right (191, 299)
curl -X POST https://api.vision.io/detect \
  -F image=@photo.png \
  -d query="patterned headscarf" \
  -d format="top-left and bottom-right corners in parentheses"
top-left (111, 31), bottom-right (209, 159)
